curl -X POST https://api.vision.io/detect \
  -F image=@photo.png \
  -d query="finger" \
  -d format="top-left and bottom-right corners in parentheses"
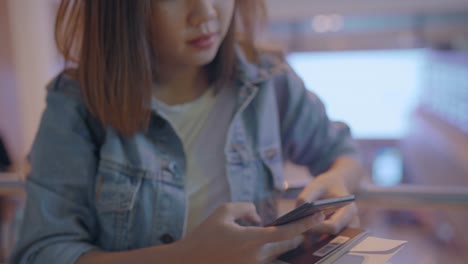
top-left (325, 203), bottom-right (357, 231)
top-left (219, 202), bottom-right (261, 224)
top-left (257, 236), bottom-right (304, 263)
top-left (306, 204), bottom-right (357, 234)
top-left (296, 178), bottom-right (326, 206)
top-left (260, 212), bottom-right (325, 242)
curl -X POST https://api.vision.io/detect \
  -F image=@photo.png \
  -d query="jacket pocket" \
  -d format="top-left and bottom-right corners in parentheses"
top-left (254, 145), bottom-right (285, 224)
top-left (94, 159), bottom-right (143, 250)
top-left (259, 145), bottom-right (287, 192)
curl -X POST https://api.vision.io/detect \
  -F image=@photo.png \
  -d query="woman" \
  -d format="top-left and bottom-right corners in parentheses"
top-left (12, 0), bottom-right (363, 263)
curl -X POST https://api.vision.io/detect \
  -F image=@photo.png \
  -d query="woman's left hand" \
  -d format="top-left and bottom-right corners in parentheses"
top-left (296, 171), bottom-right (360, 234)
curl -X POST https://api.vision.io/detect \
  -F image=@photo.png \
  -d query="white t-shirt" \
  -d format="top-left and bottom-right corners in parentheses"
top-left (154, 86), bottom-right (236, 235)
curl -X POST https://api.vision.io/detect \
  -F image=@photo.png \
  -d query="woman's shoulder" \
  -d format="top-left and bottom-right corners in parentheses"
top-left (45, 69), bottom-right (93, 121)
top-left (47, 69), bottom-right (84, 101)
top-left (235, 41), bottom-right (294, 86)
top-left (44, 70), bottom-right (104, 141)
top-left (236, 41), bottom-right (308, 99)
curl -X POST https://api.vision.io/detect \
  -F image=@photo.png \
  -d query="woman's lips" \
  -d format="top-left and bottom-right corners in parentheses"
top-left (187, 33), bottom-right (218, 49)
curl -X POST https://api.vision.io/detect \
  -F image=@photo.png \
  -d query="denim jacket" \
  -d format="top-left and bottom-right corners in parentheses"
top-left (12, 46), bottom-right (357, 264)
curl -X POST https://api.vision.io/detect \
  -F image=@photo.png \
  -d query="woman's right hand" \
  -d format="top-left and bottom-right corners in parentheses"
top-left (175, 202), bottom-right (325, 264)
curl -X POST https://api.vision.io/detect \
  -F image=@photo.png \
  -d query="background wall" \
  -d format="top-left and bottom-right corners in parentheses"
top-left (0, 0), bottom-right (21, 168)
top-left (1, 0), bottom-right (59, 173)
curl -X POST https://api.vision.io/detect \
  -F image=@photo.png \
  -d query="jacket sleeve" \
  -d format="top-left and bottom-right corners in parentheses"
top-left (275, 64), bottom-right (359, 176)
top-left (11, 79), bottom-right (100, 263)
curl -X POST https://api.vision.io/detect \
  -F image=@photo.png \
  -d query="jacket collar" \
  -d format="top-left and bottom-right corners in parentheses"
top-left (234, 43), bottom-right (288, 86)
top-left (233, 43), bottom-right (290, 106)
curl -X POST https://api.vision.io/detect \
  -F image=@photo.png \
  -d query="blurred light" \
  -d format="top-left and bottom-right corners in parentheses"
top-left (435, 222), bottom-right (455, 243)
top-left (372, 147), bottom-right (404, 186)
top-left (312, 15), bottom-right (331, 33)
top-left (311, 14), bottom-right (344, 33)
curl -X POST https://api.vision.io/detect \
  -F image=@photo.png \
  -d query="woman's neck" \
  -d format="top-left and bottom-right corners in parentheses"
top-left (154, 65), bottom-right (209, 105)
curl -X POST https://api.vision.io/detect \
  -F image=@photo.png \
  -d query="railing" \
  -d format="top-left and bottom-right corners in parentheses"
top-left (0, 172), bottom-right (25, 262)
top-left (356, 183), bottom-right (468, 209)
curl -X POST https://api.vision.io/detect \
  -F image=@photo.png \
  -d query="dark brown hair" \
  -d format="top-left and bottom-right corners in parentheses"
top-left (55, 0), bottom-right (266, 136)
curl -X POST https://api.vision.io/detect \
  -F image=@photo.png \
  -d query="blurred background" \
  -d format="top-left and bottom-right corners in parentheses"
top-left (1, 0), bottom-right (467, 263)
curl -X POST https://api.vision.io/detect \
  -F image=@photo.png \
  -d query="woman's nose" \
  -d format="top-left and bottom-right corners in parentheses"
top-left (188, 0), bottom-right (217, 27)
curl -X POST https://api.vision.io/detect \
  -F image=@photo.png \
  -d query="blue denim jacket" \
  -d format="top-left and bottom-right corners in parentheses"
top-left (12, 46), bottom-right (357, 264)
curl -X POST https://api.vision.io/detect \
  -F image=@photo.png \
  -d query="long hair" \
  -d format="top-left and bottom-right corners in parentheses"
top-left (55, 0), bottom-right (266, 136)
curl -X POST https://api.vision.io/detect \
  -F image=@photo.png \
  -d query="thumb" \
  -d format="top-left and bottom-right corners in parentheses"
top-left (260, 212), bottom-right (325, 243)
top-left (296, 178), bottom-right (326, 206)
top-left (218, 202), bottom-right (261, 224)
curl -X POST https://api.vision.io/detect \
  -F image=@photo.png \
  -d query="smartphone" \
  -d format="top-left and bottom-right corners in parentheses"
top-left (265, 195), bottom-right (355, 227)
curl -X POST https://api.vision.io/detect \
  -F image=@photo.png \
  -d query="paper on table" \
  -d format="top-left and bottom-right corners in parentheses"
top-left (350, 236), bottom-right (407, 253)
top-left (271, 235), bottom-right (406, 264)
top-left (334, 236), bottom-right (407, 264)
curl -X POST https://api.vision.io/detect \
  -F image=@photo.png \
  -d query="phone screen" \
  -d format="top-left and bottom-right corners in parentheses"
top-left (265, 195), bottom-right (355, 227)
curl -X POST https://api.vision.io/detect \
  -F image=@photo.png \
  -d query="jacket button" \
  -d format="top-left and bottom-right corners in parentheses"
top-left (266, 149), bottom-right (277, 159)
top-left (168, 162), bottom-right (177, 173)
top-left (160, 233), bottom-right (175, 244)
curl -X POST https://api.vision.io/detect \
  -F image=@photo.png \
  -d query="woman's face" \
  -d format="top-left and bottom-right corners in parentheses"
top-left (151, 0), bottom-right (236, 68)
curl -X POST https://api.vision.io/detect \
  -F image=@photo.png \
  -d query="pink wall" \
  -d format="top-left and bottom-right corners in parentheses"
top-left (0, 0), bottom-right (22, 166)
top-left (0, 0), bottom-right (60, 172)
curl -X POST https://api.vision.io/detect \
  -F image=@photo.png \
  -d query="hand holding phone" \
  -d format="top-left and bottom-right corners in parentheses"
top-left (265, 195), bottom-right (355, 227)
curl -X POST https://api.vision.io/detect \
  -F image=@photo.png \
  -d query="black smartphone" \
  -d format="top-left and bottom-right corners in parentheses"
top-left (265, 195), bottom-right (355, 227)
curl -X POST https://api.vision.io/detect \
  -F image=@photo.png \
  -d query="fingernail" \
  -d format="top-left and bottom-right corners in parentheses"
top-left (315, 212), bottom-right (325, 222)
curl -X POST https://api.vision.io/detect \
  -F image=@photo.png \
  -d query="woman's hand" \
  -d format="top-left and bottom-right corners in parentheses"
top-left (176, 202), bottom-right (325, 264)
top-left (296, 171), bottom-right (360, 234)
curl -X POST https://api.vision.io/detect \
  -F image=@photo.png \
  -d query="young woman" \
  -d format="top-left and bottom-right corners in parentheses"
top-left (12, 0), bottom-right (364, 263)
